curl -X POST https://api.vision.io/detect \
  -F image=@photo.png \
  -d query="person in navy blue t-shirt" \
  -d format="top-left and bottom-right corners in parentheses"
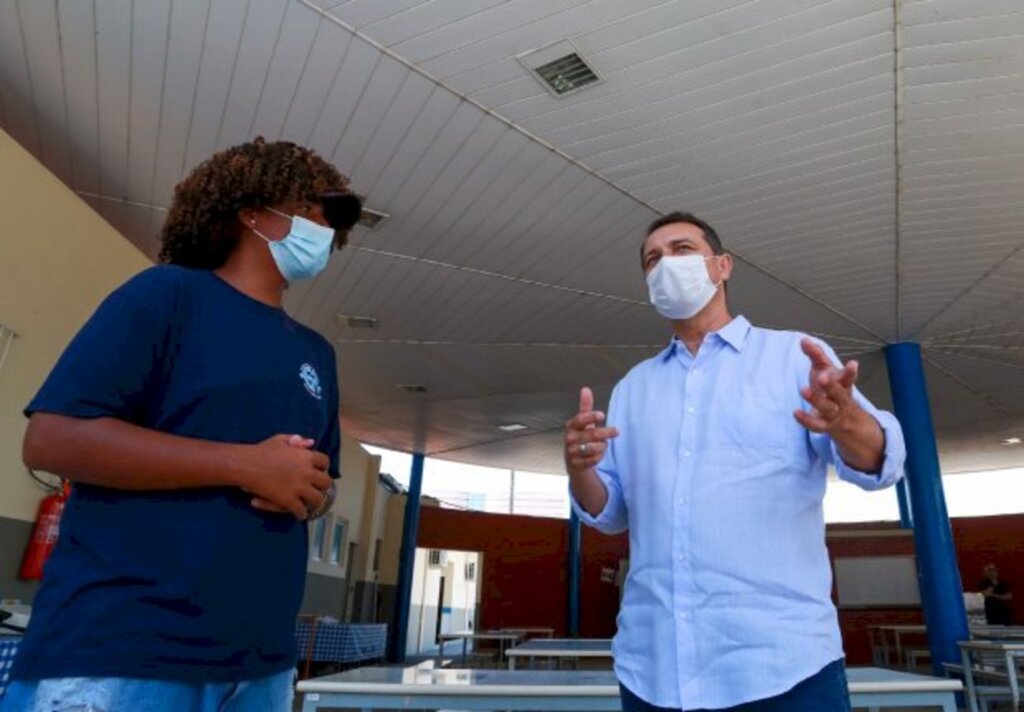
top-left (3, 138), bottom-right (362, 712)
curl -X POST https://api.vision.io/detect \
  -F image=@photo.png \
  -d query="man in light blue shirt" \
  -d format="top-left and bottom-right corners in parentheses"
top-left (566, 212), bottom-right (906, 711)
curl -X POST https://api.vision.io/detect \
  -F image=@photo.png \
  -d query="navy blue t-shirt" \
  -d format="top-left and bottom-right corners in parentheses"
top-left (13, 265), bottom-right (341, 683)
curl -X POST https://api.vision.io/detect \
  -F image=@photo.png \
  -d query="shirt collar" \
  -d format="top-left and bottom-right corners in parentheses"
top-left (717, 315), bottom-right (752, 352)
top-left (660, 315), bottom-right (752, 361)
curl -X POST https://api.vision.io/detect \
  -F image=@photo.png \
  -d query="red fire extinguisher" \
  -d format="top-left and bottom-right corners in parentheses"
top-left (19, 481), bottom-right (70, 581)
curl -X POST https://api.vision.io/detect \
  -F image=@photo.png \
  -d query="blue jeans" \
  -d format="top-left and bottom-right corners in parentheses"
top-left (0, 669), bottom-right (294, 712)
top-left (620, 658), bottom-right (851, 712)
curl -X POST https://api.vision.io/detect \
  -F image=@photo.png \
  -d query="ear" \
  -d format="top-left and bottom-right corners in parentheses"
top-left (718, 253), bottom-right (734, 283)
top-left (238, 207), bottom-right (260, 230)
top-left (639, 235), bottom-right (655, 273)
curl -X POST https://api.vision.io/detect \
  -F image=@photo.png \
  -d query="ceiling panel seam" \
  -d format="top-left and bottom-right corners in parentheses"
top-left (927, 347), bottom-right (1024, 376)
top-left (125, 1), bottom-right (136, 204)
top-left (243, 1), bottom-right (291, 139)
top-left (144, 0), bottom-right (176, 238)
top-left (13, 0), bottom-right (44, 160)
top-left (893, 0), bottom-right (905, 340)
top-left (334, 338), bottom-right (666, 348)
top-left (910, 241), bottom-right (1024, 339)
top-left (54, 0), bottom-right (77, 191)
top-left (177, 0), bottom-right (214, 179)
top-left (298, 0), bottom-right (888, 342)
top-left (348, 246), bottom-right (649, 306)
top-left (425, 424), bottom-right (566, 457)
top-left (213, 0), bottom-right (252, 147)
top-left (342, 383), bottom-right (629, 410)
top-left (278, 12), bottom-right (326, 140)
top-left (923, 353), bottom-right (1014, 416)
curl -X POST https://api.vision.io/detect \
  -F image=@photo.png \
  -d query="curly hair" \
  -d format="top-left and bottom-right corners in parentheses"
top-left (159, 138), bottom-right (353, 269)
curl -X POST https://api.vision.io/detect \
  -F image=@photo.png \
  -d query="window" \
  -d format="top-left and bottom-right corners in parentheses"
top-left (465, 562), bottom-right (476, 581)
top-left (310, 518), bottom-right (328, 562)
top-left (428, 549), bottom-right (443, 567)
top-left (330, 520), bottom-right (347, 565)
top-left (373, 538), bottom-right (382, 573)
top-left (510, 470), bottom-right (571, 519)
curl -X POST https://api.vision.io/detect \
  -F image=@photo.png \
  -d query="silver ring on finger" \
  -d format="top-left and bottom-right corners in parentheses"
top-left (579, 442), bottom-right (590, 456)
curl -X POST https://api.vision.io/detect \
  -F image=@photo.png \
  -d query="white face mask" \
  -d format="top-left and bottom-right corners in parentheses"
top-left (646, 255), bottom-right (722, 320)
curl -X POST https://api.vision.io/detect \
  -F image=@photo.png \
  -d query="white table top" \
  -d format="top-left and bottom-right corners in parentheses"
top-left (297, 667), bottom-right (619, 696)
top-left (506, 638), bottom-right (613, 657)
top-left (845, 667), bottom-right (962, 693)
top-left (959, 639), bottom-right (1024, 652)
top-left (870, 624), bottom-right (928, 633)
top-left (439, 630), bottom-right (523, 642)
top-left (298, 666), bottom-right (961, 696)
top-left (971, 626), bottom-right (1024, 640)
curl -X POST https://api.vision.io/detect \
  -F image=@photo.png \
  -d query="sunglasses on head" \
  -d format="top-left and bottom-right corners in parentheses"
top-left (319, 192), bottom-right (363, 231)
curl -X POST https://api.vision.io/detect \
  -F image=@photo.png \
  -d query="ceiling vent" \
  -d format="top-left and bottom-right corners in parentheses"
top-left (337, 314), bottom-right (379, 329)
top-left (517, 40), bottom-right (603, 97)
top-left (397, 384), bottom-right (428, 394)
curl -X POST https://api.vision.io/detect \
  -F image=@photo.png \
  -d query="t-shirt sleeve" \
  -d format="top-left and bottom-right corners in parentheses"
top-left (323, 344), bottom-right (341, 480)
top-left (26, 267), bottom-right (182, 425)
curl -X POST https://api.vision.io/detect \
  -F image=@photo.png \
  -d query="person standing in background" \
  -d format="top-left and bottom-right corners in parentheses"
top-left (979, 563), bottom-right (1014, 625)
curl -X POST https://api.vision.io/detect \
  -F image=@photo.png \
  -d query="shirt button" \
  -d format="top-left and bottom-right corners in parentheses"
top-left (684, 451), bottom-right (692, 458)
top-left (687, 406), bottom-right (696, 414)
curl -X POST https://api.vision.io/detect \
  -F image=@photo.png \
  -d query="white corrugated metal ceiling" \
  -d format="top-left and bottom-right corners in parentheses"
top-left (1, 0), bottom-right (1021, 475)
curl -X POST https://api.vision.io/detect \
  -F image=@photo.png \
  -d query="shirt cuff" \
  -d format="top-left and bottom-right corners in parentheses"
top-left (832, 409), bottom-right (906, 491)
top-left (569, 469), bottom-right (627, 534)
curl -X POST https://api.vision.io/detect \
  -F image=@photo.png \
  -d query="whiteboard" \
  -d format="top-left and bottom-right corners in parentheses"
top-left (834, 556), bottom-right (921, 607)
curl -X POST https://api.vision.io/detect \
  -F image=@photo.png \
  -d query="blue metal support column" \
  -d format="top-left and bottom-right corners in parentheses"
top-left (388, 453), bottom-right (425, 663)
top-left (896, 477), bottom-right (913, 529)
top-left (568, 509), bottom-right (582, 637)
top-left (884, 343), bottom-right (968, 676)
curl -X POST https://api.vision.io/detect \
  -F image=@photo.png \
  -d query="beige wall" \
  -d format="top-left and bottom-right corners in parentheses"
top-left (378, 492), bottom-right (440, 587)
top-left (367, 471), bottom-right (391, 581)
top-left (354, 453), bottom-right (384, 583)
top-left (0, 129), bottom-right (150, 522)
top-left (306, 431), bottom-right (380, 580)
top-left (379, 494), bottom-right (408, 587)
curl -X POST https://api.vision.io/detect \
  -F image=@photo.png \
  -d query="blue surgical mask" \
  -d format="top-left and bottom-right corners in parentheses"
top-left (252, 207), bottom-right (336, 282)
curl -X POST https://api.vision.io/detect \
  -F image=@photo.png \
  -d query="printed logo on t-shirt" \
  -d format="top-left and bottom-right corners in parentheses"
top-left (299, 363), bottom-right (323, 400)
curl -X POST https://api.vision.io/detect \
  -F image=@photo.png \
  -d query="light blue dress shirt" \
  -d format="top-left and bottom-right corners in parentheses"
top-left (572, 316), bottom-right (906, 710)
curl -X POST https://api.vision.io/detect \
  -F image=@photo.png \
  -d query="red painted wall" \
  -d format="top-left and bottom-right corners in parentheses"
top-left (417, 507), bottom-right (628, 637)
top-left (952, 513), bottom-right (1024, 619)
top-left (826, 525), bottom-right (921, 663)
top-left (417, 508), bottom-right (1023, 661)
top-left (828, 516), bottom-right (1024, 662)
